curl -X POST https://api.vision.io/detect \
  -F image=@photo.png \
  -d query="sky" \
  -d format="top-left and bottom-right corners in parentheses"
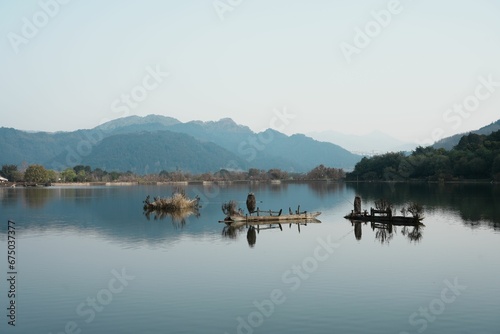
top-left (1, 0), bottom-right (499, 145)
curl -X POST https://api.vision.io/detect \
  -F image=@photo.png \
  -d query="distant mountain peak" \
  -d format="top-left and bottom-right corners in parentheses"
top-left (213, 117), bottom-right (241, 130)
top-left (218, 117), bottom-right (235, 123)
top-left (97, 114), bottom-right (181, 131)
top-left (261, 128), bottom-right (286, 136)
top-left (187, 117), bottom-right (251, 133)
top-left (142, 114), bottom-right (180, 124)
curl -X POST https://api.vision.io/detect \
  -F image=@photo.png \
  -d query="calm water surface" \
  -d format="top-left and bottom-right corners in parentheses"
top-left (1, 182), bottom-right (499, 334)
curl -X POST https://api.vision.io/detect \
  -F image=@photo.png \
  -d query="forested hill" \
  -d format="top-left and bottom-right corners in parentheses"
top-left (347, 130), bottom-right (500, 181)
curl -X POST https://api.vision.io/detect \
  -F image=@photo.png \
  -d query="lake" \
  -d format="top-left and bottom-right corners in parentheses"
top-left (1, 182), bottom-right (499, 334)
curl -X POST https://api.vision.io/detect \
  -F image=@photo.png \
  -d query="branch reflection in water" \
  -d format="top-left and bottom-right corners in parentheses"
top-left (372, 222), bottom-right (395, 244)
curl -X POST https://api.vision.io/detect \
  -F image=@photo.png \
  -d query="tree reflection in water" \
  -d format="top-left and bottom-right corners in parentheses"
top-left (221, 225), bottom-right (244, 239)
top-left (144, 208), bottom-right (199, 229)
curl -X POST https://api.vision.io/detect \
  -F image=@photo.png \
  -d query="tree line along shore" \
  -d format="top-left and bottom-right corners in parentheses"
top-left (0, 164), bottom-right (345, 186)
top-left (347, 131), bottom-right (500, 182)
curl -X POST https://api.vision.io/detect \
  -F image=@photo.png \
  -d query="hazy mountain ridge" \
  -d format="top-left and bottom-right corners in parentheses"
top-left (255, 131), bottom-right (360, 170)
top-left (308, 130), bottom-right (416, 154)
top-left (433, 120), bottom-right (500, 150)
top-left (0, 115), bottom-right (362, 173)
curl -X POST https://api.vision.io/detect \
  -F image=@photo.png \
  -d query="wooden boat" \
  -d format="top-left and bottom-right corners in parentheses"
top-left (222, 217), bottom-right (321, 231)
top-left (221, 211), bottom-right (321, 224)
top-left (220, 194), bottom-right (321, 229)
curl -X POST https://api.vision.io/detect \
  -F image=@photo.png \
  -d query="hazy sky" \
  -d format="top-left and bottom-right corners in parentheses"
top-left (1, 0), bottom-right (499, 144)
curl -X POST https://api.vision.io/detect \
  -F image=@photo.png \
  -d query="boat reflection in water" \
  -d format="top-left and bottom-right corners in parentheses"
top-left (349, 220), bottom-right (424, 244)
top-left (221, 219), bottom-right (321, 248)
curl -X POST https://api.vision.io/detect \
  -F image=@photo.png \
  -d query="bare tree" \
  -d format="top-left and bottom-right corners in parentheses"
top-left (222, 200), bottom-right (239, 216)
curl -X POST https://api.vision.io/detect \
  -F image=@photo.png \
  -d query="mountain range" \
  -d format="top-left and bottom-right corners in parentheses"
top-left (0, 115), bottom-right (362, 174)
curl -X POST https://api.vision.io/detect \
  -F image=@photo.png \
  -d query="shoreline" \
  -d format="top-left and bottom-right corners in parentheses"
top-left (1, 179), bottom-right (498, 188)
top-left (344, 179), bottom-right (498, 184)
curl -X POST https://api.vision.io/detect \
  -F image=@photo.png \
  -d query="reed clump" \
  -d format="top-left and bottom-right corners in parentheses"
top-left (143, 190), bottom-right (200, 212)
